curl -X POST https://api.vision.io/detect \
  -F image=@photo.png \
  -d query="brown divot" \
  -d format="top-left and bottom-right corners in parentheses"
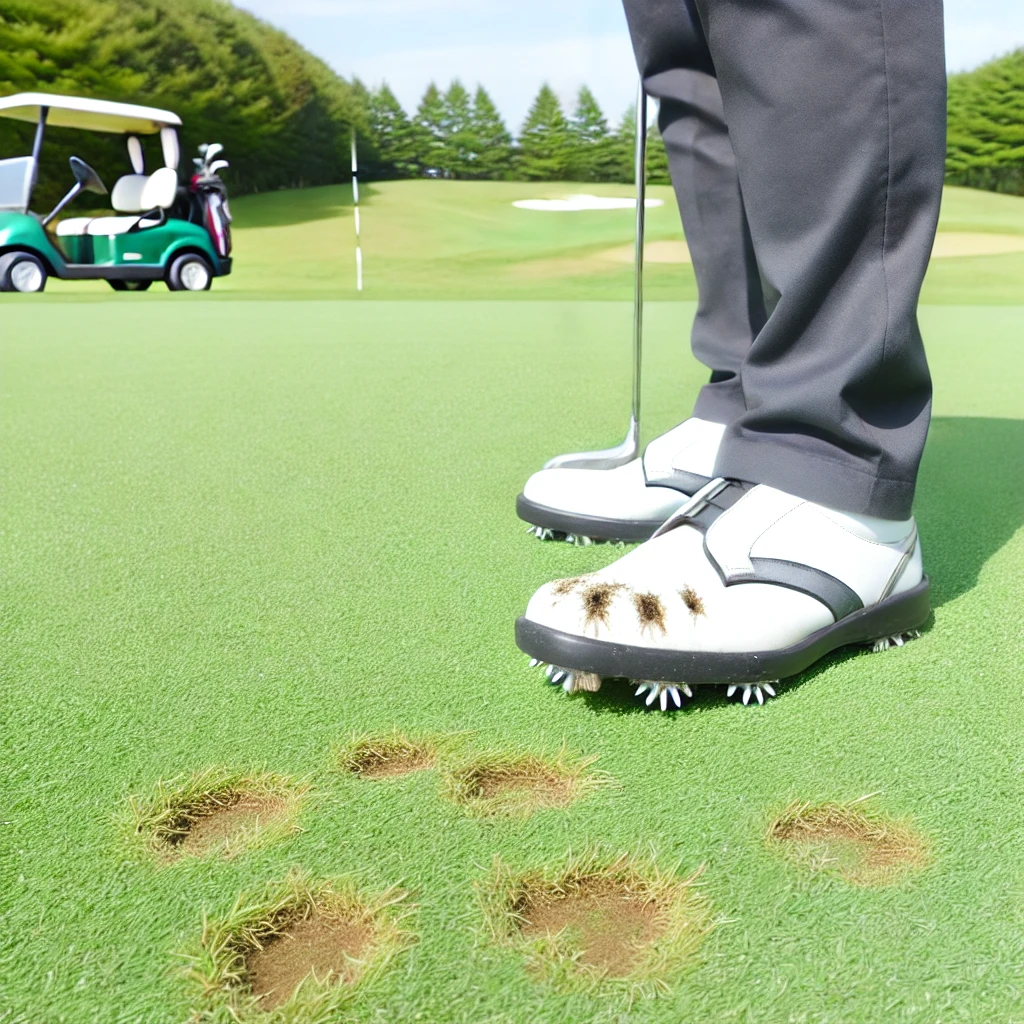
top-left (246, 908), bottom-right (375, 1011)
top-left (130, 770), bottom-right (304, 861)
top-left (175, 794), bottom-right (291, 857)
top-left (339, 734), bottom-right (437, 779)
top-left (485, 852), bottom-right (712, 995)
top-left (768, 800), bottom-right (928, 885)
top-left (448, 752), bottom-right (602, 817)
top-left (517, 878), bottom-right (665, 977)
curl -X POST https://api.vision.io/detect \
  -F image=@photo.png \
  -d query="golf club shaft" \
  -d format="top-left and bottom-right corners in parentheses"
top-left (539, 80), bottom-right (647, 471)
top-left (632, 77), bottom-right (647, 438)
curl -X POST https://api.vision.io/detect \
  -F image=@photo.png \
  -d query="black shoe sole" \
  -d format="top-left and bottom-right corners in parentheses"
top-left (516, 493), bottom-right (666, 543)
top-left (515, 578), bottom-right (930, 685)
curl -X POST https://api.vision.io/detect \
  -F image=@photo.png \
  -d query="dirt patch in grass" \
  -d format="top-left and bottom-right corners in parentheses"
top-left (176, 794), bottom-right (291, 857)
top-left (768, 800), bottom-right (928, 885)
top-left (447, 751), bottom-right (604, 817)
top-left (518, 878), bottom-right (665, 976)
top-left (247, 908), bottom-right (375, 1011)
top-left (484, 852), bottom-right (712, 996)
top-left (128, 769), bottom-right (306, 861)
top-left (338, 733), bottom-right (437, 779)
top-left (181, 872), bottom-right (412, 1020)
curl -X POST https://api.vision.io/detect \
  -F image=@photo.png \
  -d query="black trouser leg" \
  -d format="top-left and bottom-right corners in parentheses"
top-left (622, 0), bottom-right (766, 426)
top-left (692, 0), bottom-right (946, 518)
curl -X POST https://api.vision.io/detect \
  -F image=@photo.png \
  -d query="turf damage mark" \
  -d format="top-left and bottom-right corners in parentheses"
top-left (337, 732), bottom-right (437, 780)
top-left (182, 872), bottom-right (412, 1020)
top-left (633, 592), bottom-right (667, 635)
top-left (128, 768), bottom-right (306, 861)
top-left (581, 582), bottom-right (626, 633)
top-left (446, 750), bottom-right (606, 817)
top-left (247, 910), bottom-right (373, 1010)
top-left (483, 851), bottom-right (712, 997)
top-left (767, 799), bottom-right (929, 885)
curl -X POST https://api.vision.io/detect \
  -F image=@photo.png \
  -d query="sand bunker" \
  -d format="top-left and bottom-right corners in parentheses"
top-left (930, 232), bottom-right (1024, 258)
top-left (514, 194), bottom-right (664, 212)
top-left (596, 232), bottom-right (1024, 265)
top-left (598, 239), bottom-right (692, 263)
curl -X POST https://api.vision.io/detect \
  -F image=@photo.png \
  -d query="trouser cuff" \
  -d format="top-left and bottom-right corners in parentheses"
top-left (715, 435), bottom-right (916, 519)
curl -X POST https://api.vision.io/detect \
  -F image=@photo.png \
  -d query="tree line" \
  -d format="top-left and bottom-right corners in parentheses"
top-left (2, 1), bottom-right (1020, 200)
top-left (0, 0), bottom-right (363, 208)
top-left (946, 48), bottom-right (1024, 196)
top-left (357, 80), bottom-right (671, 185)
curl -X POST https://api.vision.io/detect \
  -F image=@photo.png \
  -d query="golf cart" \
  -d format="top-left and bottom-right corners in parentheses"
top-left (0, 92), bottom-right (232, 292)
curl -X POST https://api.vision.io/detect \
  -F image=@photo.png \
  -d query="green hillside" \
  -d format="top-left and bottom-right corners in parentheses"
top-left (32, 179), bottom-right (1024, 305)
top-left (0, 0), bottom-right (364, 206)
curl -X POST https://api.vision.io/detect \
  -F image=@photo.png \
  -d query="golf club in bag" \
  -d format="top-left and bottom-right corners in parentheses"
top-left (542, 79), bottom-right (648, 471)
top-left (184, 143), bottom-right (233, 259)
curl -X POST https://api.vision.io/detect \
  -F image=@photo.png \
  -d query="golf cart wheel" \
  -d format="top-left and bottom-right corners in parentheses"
top-left (108, 279), bottom-right (152, 292)
top-left (167, 253), bottom-right (213, 292)
top-left (0, 251), bottom-right (47, 293)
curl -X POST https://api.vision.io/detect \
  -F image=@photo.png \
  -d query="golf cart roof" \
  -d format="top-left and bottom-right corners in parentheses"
top-left (0, 93), bottom-right (181, 134)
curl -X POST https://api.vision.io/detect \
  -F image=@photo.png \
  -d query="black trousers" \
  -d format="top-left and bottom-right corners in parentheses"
top-left (622, 0), bottom-right (947, 519)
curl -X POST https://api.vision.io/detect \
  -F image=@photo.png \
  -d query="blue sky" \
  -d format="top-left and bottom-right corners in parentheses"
top-left (238, 0), bottom-right (1024, 130)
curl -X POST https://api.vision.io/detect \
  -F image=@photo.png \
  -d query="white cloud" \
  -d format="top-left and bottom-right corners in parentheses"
top-left (350, 33), bottom-right (637, 129)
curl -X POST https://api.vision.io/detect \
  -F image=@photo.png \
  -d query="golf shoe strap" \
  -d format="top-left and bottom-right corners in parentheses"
top-left (703, 484), bottom-right (920, 617)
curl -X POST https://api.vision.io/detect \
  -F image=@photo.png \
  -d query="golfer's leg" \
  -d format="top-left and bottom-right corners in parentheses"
top-left (693, 0), bottom-right (946, 518)
top-left (622, 0), bottom-right (766, 425)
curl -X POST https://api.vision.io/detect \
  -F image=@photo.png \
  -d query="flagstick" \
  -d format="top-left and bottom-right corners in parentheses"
top-left (351, 131), bottom-right (363, 292)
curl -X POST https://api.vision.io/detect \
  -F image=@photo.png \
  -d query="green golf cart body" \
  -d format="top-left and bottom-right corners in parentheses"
top-left (0, 92), bottom-right (232, 293)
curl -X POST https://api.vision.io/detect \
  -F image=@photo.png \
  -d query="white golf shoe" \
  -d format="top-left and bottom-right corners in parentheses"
top-left (517, 478), bottom-right (930, 709)
top-left (517, 417), bottom-right (727, 543)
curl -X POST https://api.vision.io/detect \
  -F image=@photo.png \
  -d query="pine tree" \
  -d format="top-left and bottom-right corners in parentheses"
top-left (414, 82), bottom-right (449, 176)
top-left (369, 82), bottom-right (420, 177)
top-left (647, 124), bottom-right (672, 186)
top-left (566, 86), bottom-right (610, 181)
top-left (442, 80), bottom-right (474, 178)
top-left (603, 105), bottom-right (672, 185)
top-left (604, 106), bottom-right (636, 184)
top-left (517, 84), bottom-right (572, 180)
top-left (468, 85), bottom-right (513, 180)
top-left (946, 48), bottom-right (1024, 195)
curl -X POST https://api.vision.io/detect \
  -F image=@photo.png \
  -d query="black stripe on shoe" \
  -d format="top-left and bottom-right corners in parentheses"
top-left (515, 493), bottom-right (665, 543)
top-left (514, 578), bottom-right (930, 686)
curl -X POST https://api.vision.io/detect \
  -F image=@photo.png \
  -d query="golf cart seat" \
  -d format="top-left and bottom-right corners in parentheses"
top-left (57, 167), bottom-right (177, 236)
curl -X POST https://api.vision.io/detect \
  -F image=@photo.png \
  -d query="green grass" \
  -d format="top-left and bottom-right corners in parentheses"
top-left (2, 180), bottom-right (1023, 1022)
top-left (38, 179), bottom-right (1024, 302)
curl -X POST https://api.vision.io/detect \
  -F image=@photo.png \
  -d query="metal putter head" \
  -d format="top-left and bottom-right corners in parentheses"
top-left (542, 78), bottom-right (648, 472)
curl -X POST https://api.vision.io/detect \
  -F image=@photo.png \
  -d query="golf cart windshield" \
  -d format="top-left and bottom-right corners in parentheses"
top-left (0, 157), bottom-right (34, 213)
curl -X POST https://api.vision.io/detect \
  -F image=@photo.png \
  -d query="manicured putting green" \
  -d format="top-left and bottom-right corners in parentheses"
top-left (1, 296), bottom-right (1021, 1022)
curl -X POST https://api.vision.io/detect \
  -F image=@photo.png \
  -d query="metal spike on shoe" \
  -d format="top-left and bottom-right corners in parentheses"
top-left (532, 660), bottom-right (603, 695)
top-left (726, 682), bottom-right (780, 706)
top-left (632, 681), bottom-right (692, 712)
top-left (871, 629), bottom-right (922, 654)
